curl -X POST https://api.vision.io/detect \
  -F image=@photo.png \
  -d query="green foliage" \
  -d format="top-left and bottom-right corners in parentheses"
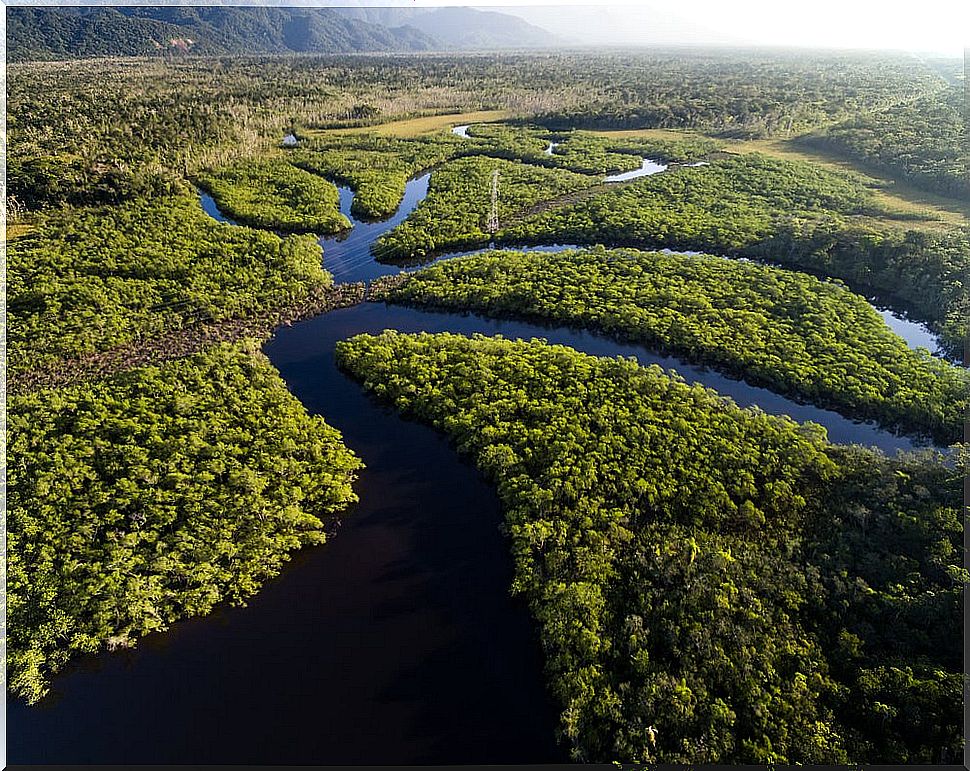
top-left (7, 51), bottom-right (966, 761)
top-left (294, 149), bottom-right (410, 219)
top-left (7, 342), bottom-right (363, 703)
top-left (336, 331), bottom-right (962, 763)
top-left (7, 191), bottom-right (329, 374)
top-left (801, 85), bottom-right (969, 199)
top-left (460, 122), bottom-right (561, 163)
top-left (808, 447), bottom-right (965, 762)
top-left (379, 247), bottom-right (969, 443)
top-left (459, 123), bottom-right (637, 175)
top-left (7, 153), bottom-right (185, 210)
top-left (751, 222), bottom-right (970, 356)
top-left (523, 51), bottom-right (943, 137)
top-left (290, 127), bottom-right (716, 223)
top-left (501, 153), bottom-right (879, 250)
top-left (498, 154), bottom-right (970, 352)
top-left (9, 50), bottom-right (941, 207)
top-left (292, 133), bottom-right (464, 218)
top-left (195, 158), bottom-right (350, 233)
top-left (582, 133), bottom-right (721, 164)
top-left (8, 59), bottom-right (247, 208)
top-left (461, 124), bottom-right (718, 173)
top-left (376, 156), bottom-right (594, 259)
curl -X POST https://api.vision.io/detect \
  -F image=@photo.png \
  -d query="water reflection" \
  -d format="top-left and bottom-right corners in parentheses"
top-left (604, 157), bottom-right (668, 181)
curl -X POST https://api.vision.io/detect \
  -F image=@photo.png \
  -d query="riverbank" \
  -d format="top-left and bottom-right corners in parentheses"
top-left (9, 282), bottom-right (365, 394)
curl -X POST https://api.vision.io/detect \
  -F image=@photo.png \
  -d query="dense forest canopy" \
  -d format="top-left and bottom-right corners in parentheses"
top-left (376, 247), bottom-right (969, 442)
top-left (375, 155), bottom-right (595, 259)
top-left (291, 132), bottom-right (468, 218)
top-left (7, 50), bottom-right (948, 210)
top-left (336, 331), bottom-right (963, 764)
top-left (7, 190), bottom-right (329, 374)
top-left (374, 148), bottom-right (915, 261)
top-left (194, 158), bottom-right (350, 233)
top-left (8, 342), bottom-right (362, 703)
top-left (490, 154), bottom-right (970, 353)
top-left (800, 84), bottom-right (969, 200)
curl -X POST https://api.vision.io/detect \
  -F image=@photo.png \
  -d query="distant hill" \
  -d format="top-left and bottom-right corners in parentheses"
top-left (7, 6), bottom-right (558, 62)
top-left (335, 7), bottom-right (560, 49)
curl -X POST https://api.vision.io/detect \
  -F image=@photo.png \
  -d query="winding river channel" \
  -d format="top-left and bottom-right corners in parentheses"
top-left (8, 147), bottom-right (949, 764)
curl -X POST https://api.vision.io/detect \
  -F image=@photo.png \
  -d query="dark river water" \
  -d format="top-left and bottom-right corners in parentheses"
top-left (8, 304), bottom-right (565, 764)
top-left (8, 157), bottom-right (949, 765)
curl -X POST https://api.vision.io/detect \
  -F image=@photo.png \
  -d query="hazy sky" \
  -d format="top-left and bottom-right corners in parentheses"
top-left (490, 1), bottom-right (969, 55)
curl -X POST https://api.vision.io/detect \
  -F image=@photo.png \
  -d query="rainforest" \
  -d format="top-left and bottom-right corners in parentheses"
top-left (5, 34), bottom-right (967, 768)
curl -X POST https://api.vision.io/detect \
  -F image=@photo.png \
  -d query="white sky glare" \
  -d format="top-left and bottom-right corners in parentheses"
top-left (330, 0), bottom-right (969, 55)
top-left (487, 0), bottom-right (969, 55)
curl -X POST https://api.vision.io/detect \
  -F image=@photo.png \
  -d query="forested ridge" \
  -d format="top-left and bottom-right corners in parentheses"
top-left (336, 331), bottom-right (964, 764)
top-left (7, 6), bottom-right (561, 62)
top-left (6, 6), bottom-right (439, 61)
top-left (375, 247), bottom-right (969, 442)
top-left (8, 342), bottom-right (363, 703)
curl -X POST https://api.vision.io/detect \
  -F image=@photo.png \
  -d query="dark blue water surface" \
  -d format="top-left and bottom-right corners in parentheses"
top-left (199, 189), bottom-right (237, 225)
top-left (324, 174), bottom-right (431, 282)
top-left (9, 162), bottom-right (950, 766)
top-left (7, 302), bottom-right (565, 763)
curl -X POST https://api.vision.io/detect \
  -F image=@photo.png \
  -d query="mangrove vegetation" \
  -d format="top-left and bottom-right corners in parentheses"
top-left (376, 155), bottom-right (595, 260)
top-left (7, 190), bottom-right (329, 375)
top-left (194, 159), bottom-right (350, 233)
top-left (8, 342), bottom-right (362, 703)
top-left (376, 246), bottom-right (969, 443)
top-left (336, 330), bottom-right (964, 765)
top-left (493, 155), bottom-right (969, 352)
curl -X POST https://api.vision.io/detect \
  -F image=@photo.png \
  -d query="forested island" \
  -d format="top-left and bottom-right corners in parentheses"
top-left (6, 44), bottom-right (966, 766)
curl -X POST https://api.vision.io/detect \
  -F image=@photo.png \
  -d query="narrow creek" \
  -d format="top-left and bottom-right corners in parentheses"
top-left (8, 142), bottom-right (951, 765)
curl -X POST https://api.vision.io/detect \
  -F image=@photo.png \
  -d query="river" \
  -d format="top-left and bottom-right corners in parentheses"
top-left (7, 147), bottom-right (950, 765)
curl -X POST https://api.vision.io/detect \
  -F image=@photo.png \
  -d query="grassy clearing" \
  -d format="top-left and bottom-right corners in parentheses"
top-left (588, 127), bottom-right (706, 143)
top-left (319, 110), bottom-right (514, 138)
top-left (722, 137), bottom-right (970, 228)
top-left (6, 223), bottom-right (35, 240)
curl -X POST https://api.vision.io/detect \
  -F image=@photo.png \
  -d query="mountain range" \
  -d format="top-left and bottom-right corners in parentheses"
top-left (7, 5), bottom-right (559, 61)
